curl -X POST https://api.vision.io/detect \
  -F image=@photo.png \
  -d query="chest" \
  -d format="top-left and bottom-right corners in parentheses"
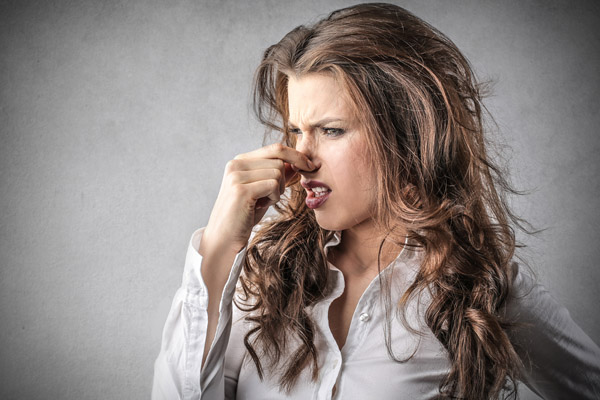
top-left (231, 253), bottom-right (451, 399)
top-left (234, 292), bottom-right (450, 400)
top-left (327, 273), bottom-right (375, 350)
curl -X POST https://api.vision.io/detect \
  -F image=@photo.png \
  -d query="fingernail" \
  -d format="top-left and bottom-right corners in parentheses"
top-left (308, 160), bottom-right (316, 169)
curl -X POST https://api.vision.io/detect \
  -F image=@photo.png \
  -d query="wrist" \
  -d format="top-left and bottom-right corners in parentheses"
top-left (199, 228), bottom-right (246, 258)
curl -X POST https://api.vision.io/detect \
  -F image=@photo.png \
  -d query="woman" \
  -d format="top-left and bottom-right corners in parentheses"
top-left (152, 3), bottom-right (600, 399)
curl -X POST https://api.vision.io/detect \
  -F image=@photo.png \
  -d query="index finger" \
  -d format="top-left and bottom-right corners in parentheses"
top-left (235, 143), bottom-right (315, 171)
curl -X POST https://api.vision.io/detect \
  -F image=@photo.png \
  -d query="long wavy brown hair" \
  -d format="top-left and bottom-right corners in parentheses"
top-left (236, 3), bottom-right (527, 399)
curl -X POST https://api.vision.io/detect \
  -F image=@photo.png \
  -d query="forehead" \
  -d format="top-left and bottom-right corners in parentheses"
top-left (287, 74), bottom-right (354, 125)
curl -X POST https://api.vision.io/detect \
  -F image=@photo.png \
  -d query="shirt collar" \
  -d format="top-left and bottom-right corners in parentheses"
top-left (324, 230), bottom-right (342, 250)
top-left (323, 230), bottom-right (415, 274)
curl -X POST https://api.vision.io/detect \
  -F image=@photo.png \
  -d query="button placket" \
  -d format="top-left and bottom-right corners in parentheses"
top-left (341, 281), bottom-right (378, 361)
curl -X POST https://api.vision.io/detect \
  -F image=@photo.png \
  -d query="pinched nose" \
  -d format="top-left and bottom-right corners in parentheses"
top-left (295, 134), bottom-right (321, 161)
top-left (291, 161), bottom-right (319, 173)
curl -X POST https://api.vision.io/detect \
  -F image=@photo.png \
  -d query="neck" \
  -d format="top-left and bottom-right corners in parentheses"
top-left (329, 220), bottom-right (405, 277)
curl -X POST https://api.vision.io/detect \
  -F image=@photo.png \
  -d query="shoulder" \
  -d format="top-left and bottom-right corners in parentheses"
top-left (504, 263), bottom-right (561, 321)
top-left (503, 263), bottom-right (576, 342)
top-left (503, 263), bottom-right (600, 398)
top-left (501, 263), bottom-right (593, 339)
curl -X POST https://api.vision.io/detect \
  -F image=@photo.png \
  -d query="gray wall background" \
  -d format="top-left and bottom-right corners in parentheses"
top-left (1, 1), bottom-right (598, 399)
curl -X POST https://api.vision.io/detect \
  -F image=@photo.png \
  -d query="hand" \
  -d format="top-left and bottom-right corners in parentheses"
top-left (202, 143), bottom-right (315, 254)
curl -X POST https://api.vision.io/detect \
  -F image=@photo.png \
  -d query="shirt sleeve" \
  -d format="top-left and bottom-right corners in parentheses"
top-left (505, 264), bottom-right (600, 399)
top-left (151, 227), bottom-right (249, 400)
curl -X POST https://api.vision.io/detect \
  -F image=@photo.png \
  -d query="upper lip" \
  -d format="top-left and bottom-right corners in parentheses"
top-left (301, 180), bottom-right (331, 191)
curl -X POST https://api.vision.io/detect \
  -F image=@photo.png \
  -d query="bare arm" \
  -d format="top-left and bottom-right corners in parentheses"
top-left (198, 235), bottom-right (242, 367)
top-left (196, 143), bottom-right (315, 367)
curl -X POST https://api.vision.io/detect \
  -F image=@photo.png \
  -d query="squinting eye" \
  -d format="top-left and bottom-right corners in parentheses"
top-left (322, 127), bottom-right (345, 137)
top-left (289, 128), bottom-right (302, 135)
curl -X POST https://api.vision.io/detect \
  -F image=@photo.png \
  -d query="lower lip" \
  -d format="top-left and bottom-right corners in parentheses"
top-left (305, 190), bottom-right (331, 209)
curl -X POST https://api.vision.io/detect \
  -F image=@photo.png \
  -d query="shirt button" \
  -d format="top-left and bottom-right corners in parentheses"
top-left (359, 312), bottom-right (370, 322)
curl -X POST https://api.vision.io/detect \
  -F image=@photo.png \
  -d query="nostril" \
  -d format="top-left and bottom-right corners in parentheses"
top-left (297, 165), bottom-right (318, 174)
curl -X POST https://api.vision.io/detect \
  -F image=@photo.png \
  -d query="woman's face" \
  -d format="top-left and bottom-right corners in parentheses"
top-left (288, 73), bottom-right (377, 233)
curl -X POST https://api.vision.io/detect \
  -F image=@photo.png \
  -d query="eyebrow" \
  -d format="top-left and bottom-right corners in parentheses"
top-left (287, 118), bottom-right (344, 129)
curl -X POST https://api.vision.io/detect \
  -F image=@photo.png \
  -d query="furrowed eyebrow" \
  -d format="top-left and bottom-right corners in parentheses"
top-left (287, 118), bottom-right (344, 129)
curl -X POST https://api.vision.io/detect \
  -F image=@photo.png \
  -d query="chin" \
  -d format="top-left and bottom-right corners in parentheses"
top-left (313, 212), bottom-right (346, 232)
top-left (314, 210), bottom-right (374, 233)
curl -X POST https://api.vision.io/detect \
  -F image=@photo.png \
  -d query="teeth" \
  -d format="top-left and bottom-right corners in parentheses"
top-left (312, 187), bottom-right (330, 197)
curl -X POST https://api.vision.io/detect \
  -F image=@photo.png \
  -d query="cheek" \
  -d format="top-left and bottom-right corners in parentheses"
top-left (325, 137), bottom-right (374, 190)
top-left (353, 146), bottom-right (377, 189)
top-left (352, 150), bottom-right (379, 212)
top-left (337, 147), bottom-right (377, 202)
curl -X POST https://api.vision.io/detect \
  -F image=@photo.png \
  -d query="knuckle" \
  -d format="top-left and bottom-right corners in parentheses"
top-left (270, 143), bottom-right (284, 152)
top-left (232, 184), bottom-right (246, 197)
top-left (225, 159), bottom-right (241, 171)
top-left (228, 170), bottom-right (241, 183)
top-left (272, 168), bottom-right (282, 180)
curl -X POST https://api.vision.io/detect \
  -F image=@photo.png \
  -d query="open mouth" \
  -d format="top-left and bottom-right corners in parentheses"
top-left (300, 180), bottom-right (332, 209)
top-left (309, 187), bottom-right (332, 198)
top-left (305, 187), bottom-right (332, 209)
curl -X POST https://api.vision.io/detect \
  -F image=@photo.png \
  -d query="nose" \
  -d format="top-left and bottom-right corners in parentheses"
top-left (294, 133), bottom-right (320, 172)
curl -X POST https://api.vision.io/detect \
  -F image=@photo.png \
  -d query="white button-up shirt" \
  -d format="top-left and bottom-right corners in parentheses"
top-left (152, 227), bottom-right (600, 399)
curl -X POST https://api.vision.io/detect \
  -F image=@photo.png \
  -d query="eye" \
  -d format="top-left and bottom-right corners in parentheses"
top-left (322, 127), bottom-right (345, 137)
top-left (289, 128), bottom-right (302, 135)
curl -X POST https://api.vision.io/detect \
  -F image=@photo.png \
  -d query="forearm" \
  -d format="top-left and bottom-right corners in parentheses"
top-left (153, 227), bottom-right (249, 400)
top-left (198, 234), bottom-right (241, 367)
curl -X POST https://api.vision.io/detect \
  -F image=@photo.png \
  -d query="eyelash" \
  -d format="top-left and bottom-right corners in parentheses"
top-left (289, 127), bottom-right (345, 137)
top-left (322, 127), bottom-right (345, 136)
